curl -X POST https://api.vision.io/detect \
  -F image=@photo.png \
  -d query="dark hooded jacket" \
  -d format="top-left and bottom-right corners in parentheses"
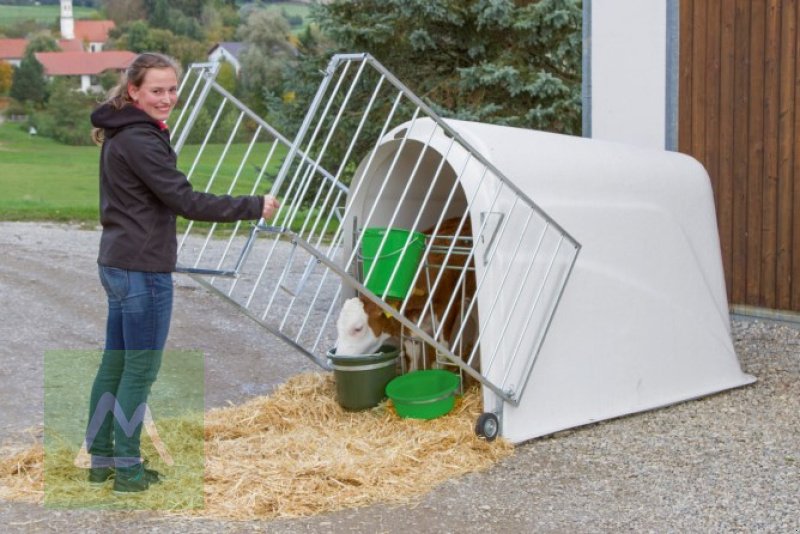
top-left (91, 104), bottom-right (263, 272)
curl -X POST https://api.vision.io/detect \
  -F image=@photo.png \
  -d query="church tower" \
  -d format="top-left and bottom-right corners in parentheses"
top-left (60, 0), bottom-right (74, 40)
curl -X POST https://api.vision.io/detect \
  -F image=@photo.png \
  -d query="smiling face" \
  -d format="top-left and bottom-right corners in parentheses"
top-left (128, 67), bottom-right (179, 122)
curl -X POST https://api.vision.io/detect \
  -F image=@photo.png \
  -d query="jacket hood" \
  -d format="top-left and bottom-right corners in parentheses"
top-left (91, 103), bottom-right (160, 138)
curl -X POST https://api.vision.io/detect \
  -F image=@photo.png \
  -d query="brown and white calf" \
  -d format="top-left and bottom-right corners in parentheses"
top-left (334, 217), bottom-right (478, 375)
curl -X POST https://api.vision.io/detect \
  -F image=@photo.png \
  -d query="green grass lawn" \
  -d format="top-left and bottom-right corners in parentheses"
top-left (0, 120), bottom-right (100, 222)
top-left (0, 120), bottom-right (290, 224)
top-left (0, 5), bottom-right (99, 26)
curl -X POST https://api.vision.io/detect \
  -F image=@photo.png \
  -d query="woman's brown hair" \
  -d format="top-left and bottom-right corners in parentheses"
top-left (91, 52), bottom-right (181, 145)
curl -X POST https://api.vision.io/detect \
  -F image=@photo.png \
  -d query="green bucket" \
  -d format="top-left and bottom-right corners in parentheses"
top-left (361, 227), bottom-right (425, 299)
top-left (385, 369), bottom-right (460, 420)
top-left (327, 345), bottom-right (399, 411)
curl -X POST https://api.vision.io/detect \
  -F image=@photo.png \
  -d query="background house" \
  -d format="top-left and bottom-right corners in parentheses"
top-left (0, 38), bottom-right (82, 67)
top-left (4, 0), bottom-right (118, 93)
top-left (35, 50), bottom-right (136, 92)
top-left (73, 20), bottom-right (116, 52)
top-left (208, 42), bottom-right (244, 75)
top-left (584, 0), bottom-right (800, 315)
top-left (0, 39), bottom-right (27, 67)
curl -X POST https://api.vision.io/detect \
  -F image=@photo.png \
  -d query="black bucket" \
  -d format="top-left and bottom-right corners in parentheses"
top-left (327, 345), bottom-right (399, 410)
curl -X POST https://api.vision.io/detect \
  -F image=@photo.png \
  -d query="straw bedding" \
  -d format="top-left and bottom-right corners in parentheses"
top-left (0, 372), bottom-right (513, 520)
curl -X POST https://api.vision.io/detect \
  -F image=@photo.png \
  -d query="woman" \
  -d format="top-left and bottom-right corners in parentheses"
top-left (86, 52), bottom-right (280, 493)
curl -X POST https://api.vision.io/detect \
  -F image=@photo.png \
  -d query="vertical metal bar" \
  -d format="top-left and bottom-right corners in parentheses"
top-left (268, 60), bottom-right (367, 324)
top-left (269, 55), bottom-right (355, 195)
top-left (177, 98), bottom-right (229, 254)
top-left (173, 67), bottom-right (204, 140)
top-left (303, 76), bottom-right (387, 250)
top-left (451, 209), bottom-right (516, 362)
top-left (357, 108), bottom-right (424, 296)
top-left (297, 189), bottom-right (347, 340)
top-left (363, 54), bottom-right (579, 248)
top-left (287, 59), bottom-right (369, 238)
top-left (340, 96), bottom-right (415, 277)
top-left (322, 89), bottom-right (406, 278)
top-left (174, 62), bottom-right (220, 155)
top-left (665, 0), bottom-right (680, 151)
top-left (582, 0), bottom-right (593, 138)
top-left (183, 110), bottom-right (244, 265)
top-left (184, 99), bottom-right (228, 182)
top-left (499, 234), bottom-right (564, 388)
top-left (482, 217), bottom-right (545, 378)
top-left (411, 162), bottom-right (493, 325)
top-left (374, 121), bottom-right (452, 302)
top-left (396, 143), bottom-right (471, 316)
top-left (279, 60), bottom-right (357, 230)
top-left (193, 125), bottom-right (262, 269)
top-left (214, 138), bottom-right (280, 286)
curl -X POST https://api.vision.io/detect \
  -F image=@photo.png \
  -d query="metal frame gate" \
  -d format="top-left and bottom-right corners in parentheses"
top-left (172, 54), bottom-right (580, 419)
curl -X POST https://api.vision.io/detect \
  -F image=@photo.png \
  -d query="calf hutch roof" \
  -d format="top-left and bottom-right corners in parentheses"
top-left (34, 50), bottom-right (135, 76)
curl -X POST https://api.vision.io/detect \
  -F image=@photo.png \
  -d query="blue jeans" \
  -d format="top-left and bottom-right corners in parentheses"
top-left (86, 266), bottom-right (173, 468)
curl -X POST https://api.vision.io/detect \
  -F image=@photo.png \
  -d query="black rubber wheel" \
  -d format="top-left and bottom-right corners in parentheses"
top-left (475, 412), bottom-right (499, 441)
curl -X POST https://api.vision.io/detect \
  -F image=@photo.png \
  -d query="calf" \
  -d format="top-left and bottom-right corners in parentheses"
top-left (334, 217), bottom-right (478, 376)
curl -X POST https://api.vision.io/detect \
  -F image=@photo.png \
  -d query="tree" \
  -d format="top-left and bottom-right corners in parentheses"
top-left (10, 58), bottom-right (47, 105)
top-left (201, 3), bottom-right (226, 43)
top-left (236, 8), bottom-right (297, 117)
top-left (0, 61), bottom-right (13, 95)
top-left (10, 35), bottom-right (59, 106)
top-left (32, 77), bottom-right (97, 145)
top-left (145, 0), bottom-right (205, 39)
top-left (102, 0), bottom-right (147, 25)
top-left (114, 20), bottom-right (151, 52)
top-left (25, 32), bottom-right (61, 54)
top-left (110, 21), bottom-right (207, 67)
top-left (310, 0), bottom-right (582, 134)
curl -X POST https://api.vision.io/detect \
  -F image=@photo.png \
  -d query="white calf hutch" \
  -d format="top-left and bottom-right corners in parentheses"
top-left (172, 54), bottom-right (754, 444)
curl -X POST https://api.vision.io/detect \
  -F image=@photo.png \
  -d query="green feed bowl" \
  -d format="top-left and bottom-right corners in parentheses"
top-left (385, 369), bottom-right (460, 420)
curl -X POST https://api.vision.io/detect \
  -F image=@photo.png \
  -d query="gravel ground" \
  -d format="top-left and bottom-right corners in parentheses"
top-left (0, 222), bottom-right (798, 533)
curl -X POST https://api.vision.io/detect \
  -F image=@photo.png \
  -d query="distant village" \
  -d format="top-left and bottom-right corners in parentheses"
top-left (0, 0), bottom-right (243, 93)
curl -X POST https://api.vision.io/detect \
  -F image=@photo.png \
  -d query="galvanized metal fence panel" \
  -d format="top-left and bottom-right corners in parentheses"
top-left (172, 55), bottom-right (580, 406)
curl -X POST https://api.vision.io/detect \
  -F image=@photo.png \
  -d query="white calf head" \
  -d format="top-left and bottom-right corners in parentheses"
top-left (334, 297), bottom-right (388, 355)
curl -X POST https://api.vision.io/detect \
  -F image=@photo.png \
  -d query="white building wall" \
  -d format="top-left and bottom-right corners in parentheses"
top-left (590, 0), bottom-right (668, 150)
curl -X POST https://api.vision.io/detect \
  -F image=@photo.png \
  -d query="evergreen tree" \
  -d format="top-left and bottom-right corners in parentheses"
top-left (149, 0), bottom-right (170, 28)
top-left (309, 0), bottom-right (582, 134)
top-left (11, 57), bottom-right (48, 107)
top-left (10, 35), bottom-right (59, 106)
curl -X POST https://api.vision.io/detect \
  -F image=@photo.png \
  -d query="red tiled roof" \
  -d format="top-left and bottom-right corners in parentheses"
top-left (0, 39), bottom-right (27, 60)
top-left (74, 20), bottom-right (115, 43)
top-left (58, 39), bottom-right (84, 52)
top-left (1, 38), bottom-right (87, 61)
top-left (35, 51), bottom-right (136, 76)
